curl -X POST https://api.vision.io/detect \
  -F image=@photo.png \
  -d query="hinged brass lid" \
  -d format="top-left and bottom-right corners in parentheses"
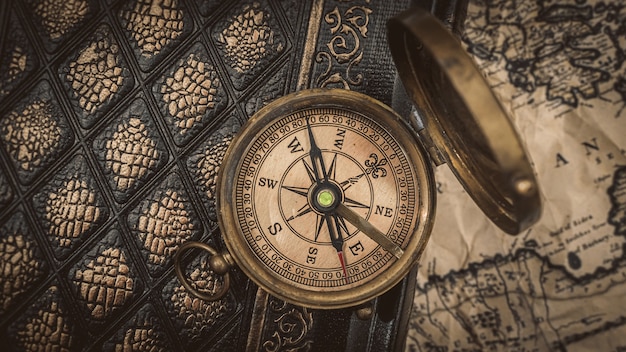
top-left (387, 7), bottom-right (541, 234)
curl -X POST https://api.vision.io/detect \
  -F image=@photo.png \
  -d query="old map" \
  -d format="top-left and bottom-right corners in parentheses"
top-left (406, 0), bottom-right (626, 351)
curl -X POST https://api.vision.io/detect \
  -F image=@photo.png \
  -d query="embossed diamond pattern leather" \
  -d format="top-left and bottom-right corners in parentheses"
top-left (0, 0), bottom-right (465, 350)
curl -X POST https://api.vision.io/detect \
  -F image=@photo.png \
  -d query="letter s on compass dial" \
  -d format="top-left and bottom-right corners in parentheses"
top-left (218, 89), bottom-right (435, 309)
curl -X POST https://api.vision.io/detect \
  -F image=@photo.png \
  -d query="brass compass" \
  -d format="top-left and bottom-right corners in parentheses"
top-left (174, 7), bottom-right (541, 309)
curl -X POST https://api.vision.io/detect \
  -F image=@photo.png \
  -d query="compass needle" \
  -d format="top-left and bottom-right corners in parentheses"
top-left (306, 116), bottom-right (329, 182)
top-left (328, 214), bottom-right (349, 284)
top-left (336, 203), bottom-right (404, 259)
top-left (336, 250), bottom-right (349, 284)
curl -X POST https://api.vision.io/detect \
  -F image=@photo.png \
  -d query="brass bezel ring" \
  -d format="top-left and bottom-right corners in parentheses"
top-left (216, 88), bottom-right (436, 309)
top-left (174, 241), bottom-right (230, 301)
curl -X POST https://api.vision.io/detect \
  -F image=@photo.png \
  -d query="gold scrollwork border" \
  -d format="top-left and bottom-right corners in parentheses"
top-left (315, 4), bottom-right (372, 89)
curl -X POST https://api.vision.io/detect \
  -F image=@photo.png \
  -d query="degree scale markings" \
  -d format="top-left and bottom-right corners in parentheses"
top-left (234, 107), bottom-right (417, 290)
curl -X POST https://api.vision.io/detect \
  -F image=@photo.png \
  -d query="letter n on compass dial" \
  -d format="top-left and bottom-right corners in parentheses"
top-left (238, 107), bottom-right (420, 294)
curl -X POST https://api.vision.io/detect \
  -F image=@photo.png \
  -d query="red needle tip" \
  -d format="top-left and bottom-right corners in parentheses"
top-left (337, 251), bottom-right (349, 284)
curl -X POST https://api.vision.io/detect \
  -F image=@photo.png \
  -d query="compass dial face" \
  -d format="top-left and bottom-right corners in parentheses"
top-left (218, 89), bottom-right (434, 308)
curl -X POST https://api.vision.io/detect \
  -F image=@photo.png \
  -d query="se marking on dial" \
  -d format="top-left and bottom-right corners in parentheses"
top-left (234, 107), bottom-right (418, 291)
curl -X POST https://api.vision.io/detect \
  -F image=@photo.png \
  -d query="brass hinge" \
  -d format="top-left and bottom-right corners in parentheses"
top-left (410, 107), bottom-right (446, 166)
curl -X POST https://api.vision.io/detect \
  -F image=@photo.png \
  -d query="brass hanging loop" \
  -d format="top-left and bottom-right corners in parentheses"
top-left (174, 241), bottom-right (232, 301)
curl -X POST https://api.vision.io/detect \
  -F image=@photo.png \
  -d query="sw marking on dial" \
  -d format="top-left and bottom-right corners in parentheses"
top-left (234, 108), bottom-right (418, 291)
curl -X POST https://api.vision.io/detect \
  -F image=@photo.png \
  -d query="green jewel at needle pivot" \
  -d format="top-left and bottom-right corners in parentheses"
top-left (317, 190), bottom-right (334, 208)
